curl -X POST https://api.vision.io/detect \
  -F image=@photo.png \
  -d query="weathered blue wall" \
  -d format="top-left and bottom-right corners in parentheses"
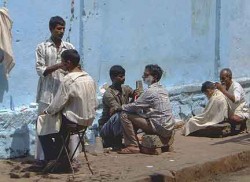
top-left (1, 0), bottom-right (250, 110)
top-left (0, 0), bottom-right (250, 158)
top-left (220, 0), bottom-right (250, 78)
top-left (81, 0), bottom-right (217, 88)
top-left (0, 0), bottom-right (80, 110)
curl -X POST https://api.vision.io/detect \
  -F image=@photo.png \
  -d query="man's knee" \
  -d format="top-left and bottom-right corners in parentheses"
top-left (229, 115), bottom-right (246, 123)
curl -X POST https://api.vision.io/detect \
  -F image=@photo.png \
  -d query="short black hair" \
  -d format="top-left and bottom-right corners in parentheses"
top-left (61, 49), bottom-right (80, 67)
top-left (145, 64), bottom-right (163, 82)
top-left (109, 65), bottom-right (125, 80)
top-left (220, 68), bottom-right (232, 79)
top-left (201, 81), bottom-right (215, 93)
top-left (49, 16), bottom-right (65, 30)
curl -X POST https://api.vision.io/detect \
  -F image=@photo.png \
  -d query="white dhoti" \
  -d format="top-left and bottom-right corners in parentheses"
top-left (36, 103), bottom-right (81, 160)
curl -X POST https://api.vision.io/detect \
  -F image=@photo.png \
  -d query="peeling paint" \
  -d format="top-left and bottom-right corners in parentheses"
top-left (191, 0), bottom-right (212, 35)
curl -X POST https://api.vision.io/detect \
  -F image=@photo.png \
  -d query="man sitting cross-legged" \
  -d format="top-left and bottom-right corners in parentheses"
top-left (183, 81), bottom-right (230, 136)
top-left (119, 64), bottom-right (175, 154)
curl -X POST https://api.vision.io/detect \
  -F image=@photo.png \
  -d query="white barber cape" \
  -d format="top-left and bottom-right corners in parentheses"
top-left (183, 90), bottom-right (229, 136)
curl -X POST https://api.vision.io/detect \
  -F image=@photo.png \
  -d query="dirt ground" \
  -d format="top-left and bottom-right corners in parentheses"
top-left (0, 126), bottom-right (249, 182)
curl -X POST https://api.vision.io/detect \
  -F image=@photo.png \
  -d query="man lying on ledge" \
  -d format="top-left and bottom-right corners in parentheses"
top-left (119, 64), bottom-right (175, 154)
top-left (183, 81), bottom-right (229, 137)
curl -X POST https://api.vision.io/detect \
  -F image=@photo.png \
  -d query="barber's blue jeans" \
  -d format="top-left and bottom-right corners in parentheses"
top-left (100, 113), bottom-right (122, 137)
top-left (100, 113), bottom-right (123, 148)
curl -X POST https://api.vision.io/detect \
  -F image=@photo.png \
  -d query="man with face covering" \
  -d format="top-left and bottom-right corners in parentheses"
top-left (119, 64), bottom-right (175, 154)
top-left (215, 68), bottom-right (249, 133)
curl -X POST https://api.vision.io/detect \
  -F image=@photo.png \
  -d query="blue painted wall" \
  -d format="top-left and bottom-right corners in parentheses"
top-left (1, 0), bottom-right (250, 110)
top-left (81, 0), bottom-right (217, 88)
top-left (220, 0), bottom-right (250, 78)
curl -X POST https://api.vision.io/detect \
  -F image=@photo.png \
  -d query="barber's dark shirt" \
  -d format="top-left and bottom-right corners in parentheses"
top-left (98, 85), bottom-right (134, 127)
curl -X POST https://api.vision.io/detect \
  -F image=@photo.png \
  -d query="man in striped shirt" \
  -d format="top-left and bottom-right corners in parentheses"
top-left (35, 16), bottom-right (74, 162)
top-left (119, 64), bottom-right (175, 154)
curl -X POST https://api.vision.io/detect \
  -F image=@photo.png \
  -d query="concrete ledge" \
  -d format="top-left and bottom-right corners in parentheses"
top-left (173, 150), bottom-right (250, 181)
top-left (134, 150), bottom-right (250, 182)
top-left (168, 77), bottom-right (250, 96)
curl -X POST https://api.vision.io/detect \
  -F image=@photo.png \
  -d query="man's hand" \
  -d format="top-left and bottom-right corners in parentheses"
top-left (40, 110), bottom-right (48, 115)
top-left (133, 89), bottom-right (142, 101)
top-left (109, 107), bottom-right (122, 116)
top-left (43, 62), bottom-right (65, 76)
top-left (215, 82), bottom-right (226, 92)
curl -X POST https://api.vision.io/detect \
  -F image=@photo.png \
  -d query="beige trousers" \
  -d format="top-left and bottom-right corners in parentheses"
top-left (121, 112), bottom-right (156, 147)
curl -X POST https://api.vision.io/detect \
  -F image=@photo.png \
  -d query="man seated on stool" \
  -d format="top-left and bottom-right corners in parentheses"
top-left (119, 64), bottom-right (175, 154)
top-left (183, 81), bottom-right (229, 136)
top-left (215, 68), bottom-right (249, 134)
top-left (40, 49), bottom-right (97, 171)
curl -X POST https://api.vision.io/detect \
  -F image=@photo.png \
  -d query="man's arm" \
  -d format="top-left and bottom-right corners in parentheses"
top-left (215, 82), bottom-right (236, 103)
top-left (103, 91), bottom-right (123, 116)
top-left (43, 63), bottom-right (64, 77)
top-left (35, 44), bottom-right (64, 77)
top-left (122, 90), bottom-right (151, 112)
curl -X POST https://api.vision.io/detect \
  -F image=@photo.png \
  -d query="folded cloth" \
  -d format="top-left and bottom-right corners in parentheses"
top-left (0, 8), bottom-right (15, 76)
top-left (37, 114), bottom-right (61, 136)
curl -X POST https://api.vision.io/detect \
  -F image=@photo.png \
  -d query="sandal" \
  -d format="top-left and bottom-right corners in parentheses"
top-left (117, 147), bottom-right (140, 154)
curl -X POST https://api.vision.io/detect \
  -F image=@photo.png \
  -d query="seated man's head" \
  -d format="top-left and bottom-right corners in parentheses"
top-left (61, 49), bottom-right (80, 71)
top-left (109, 65), bottom-right (125, 86)
top-left (142, 64), bottom-right (163, 86)
top-left (201, 81), bottom-right (216, 99)
top-left (220, 68), bottom-right (232, 88)
top-left (49, 16), bottom-right (66, 41)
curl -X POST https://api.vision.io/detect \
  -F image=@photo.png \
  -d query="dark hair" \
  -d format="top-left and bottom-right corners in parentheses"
top-left (49, 16), bottom-right (65, 30)
top-left (145, 64), bottom-right (163, 82)
top-left (61, 49), bottom-right (80, 66)
top-left (109, 65), bottom-right (125, 80)
top-left (201, 81), bottom-right (215, 93)
top-left (220, 68), bottom-right (232, 79)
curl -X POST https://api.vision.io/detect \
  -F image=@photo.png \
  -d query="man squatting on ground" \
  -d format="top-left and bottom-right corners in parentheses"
top-left (99, 65), bottom-right (138, 150)
top-left (119, 64), bottom-right (175, 154)
top-left (35, 16), bottom-right (75, 161)
top-left (215, 68), bottom-right (249, 133)
top-left (41, 49), bottom-right (97, 169)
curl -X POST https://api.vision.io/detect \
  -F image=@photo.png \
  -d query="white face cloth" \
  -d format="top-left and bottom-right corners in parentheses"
top-left (143, 75), bottom-right (154, 86)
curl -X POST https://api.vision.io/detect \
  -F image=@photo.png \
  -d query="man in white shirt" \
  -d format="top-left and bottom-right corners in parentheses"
top-left (35, 16), bottom-right (74, 161)
top-left (41, 49), bottom-right (97, 165)
top-left (215, 68), bottom-right (249, 133)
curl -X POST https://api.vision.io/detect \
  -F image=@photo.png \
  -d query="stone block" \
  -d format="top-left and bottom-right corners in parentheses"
top-left (0, 109), bottom-right (37, 159)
